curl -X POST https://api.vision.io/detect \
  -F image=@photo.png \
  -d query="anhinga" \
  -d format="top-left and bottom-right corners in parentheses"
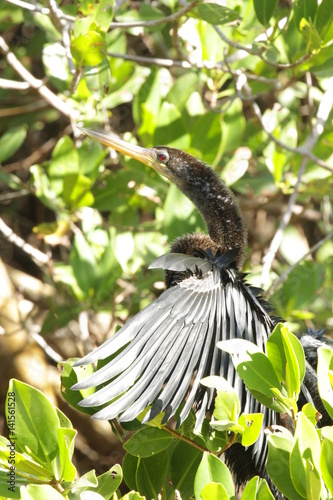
top-left (72, 128), bottom-right (328, 488)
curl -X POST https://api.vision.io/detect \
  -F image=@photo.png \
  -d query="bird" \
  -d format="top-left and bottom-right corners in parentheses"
top-left (72, 127), bottom-right (328, 489)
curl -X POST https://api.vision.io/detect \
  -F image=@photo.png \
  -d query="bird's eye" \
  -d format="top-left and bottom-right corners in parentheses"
top-left (158, 152), bottom-right (168, 162)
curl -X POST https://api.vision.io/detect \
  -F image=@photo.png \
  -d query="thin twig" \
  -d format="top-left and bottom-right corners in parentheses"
top-left (213, 25), bottom-right (312, 69)
top-left (0, 78), bottom-right (30, 90)
top-left (249, 100), bottom-right (333, 174)
top-left (28, 324), bottom-right (63, 363)
top-left (260, 76), bottom-right (333, 284)
top-left (5, 0), bottom-right (200, 28)
top-left (164, 425), bottom-right (208, 454)
top-left (0, 217), bottom-right (50, 266)
top-left (0, 35), bottom-right (79, 120)
top-left (107, 51), bottom-right (279, 85)
top-left (266, 230), bottom-right (333, 298)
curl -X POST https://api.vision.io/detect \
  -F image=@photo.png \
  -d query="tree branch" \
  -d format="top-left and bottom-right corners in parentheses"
top-left (260, 76), bottom-right (333, 284)
top-left (0, 35), bottom-right (79, 120)
top-left (266, 230), bottom-right (333, 298)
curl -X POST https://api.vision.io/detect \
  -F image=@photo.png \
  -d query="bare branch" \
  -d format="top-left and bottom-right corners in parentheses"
top-left (260, 76), bottom-right (333, 284)
top-left (249, 100), bottom-right (333, 174)
top-left (107, 51), bottom-right (279, 85)
top-left (0, 35), bottom-right (80, 120)
top-left (266, 230), bottom-right (333, 298)
top-left (213, 25), bottom-right (312, 69)
top-left (0, 78), bottom-right (30, 90)
top-left (0, 217), bottom-right (50, 266)
top-left (5, 0), bottom-right (201, 29)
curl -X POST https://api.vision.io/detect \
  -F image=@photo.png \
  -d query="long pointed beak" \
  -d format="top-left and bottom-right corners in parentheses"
top-left (77, 127), bottom-right (158, 168)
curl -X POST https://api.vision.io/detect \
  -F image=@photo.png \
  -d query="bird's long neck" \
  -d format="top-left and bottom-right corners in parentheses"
top-left (177, 162), bottom-right (247, 268)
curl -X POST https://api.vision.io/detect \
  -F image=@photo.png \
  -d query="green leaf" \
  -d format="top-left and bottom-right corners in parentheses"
top-left (6, 380), bottom-right (65, 481)
top-left (299, 18), bottom-right (322, 53)
top-left (194, 452), bottom-right (234, 500)
top-left (154, 102), bottom-right (190, 150)
top-left (136, 451), bottom-right (168, 499)
top-left (242, 476), bottom-right (275, 500)
top-left (253, 0), bottom-right (278, 25)
top-left (170, 440), bottom-right (202, 499)
top-left (162, 184), bottom-right (204, 241)
top-left (267, 433), bottom-right (305, 500)
top-left (320, 426), bottom-right (333, 496)
top-left (85, 58), bottom-right (112, 99)
top-left (317, 347), bottom-right (333, 420)
top-left (212, 378), bottom-right (240, 423)
top-left (123, 452), bottom-right (139, 491)
top-left (0, 168), bottom-right (26, 191)
top-left (21, 484), bottom-right (65, 499)
top-left (56, 427), bottom-right (76, 482)
top-left (0, 125), bottom-right (27, 163)
top-left (60, 360), bottom-right (96, 415)
top-left (190, 113), bottom-right (223, 167)
top-left (290, 412), bottom-right (321, 498)
top-left (315, 0), bottom-right (333, 44)
top-left (238, 413), bottom-right (263, 447)
top-left (120, 492), bottom-right (145, 500)
top-left (71, 30), bottom-right (107, 67)
top-left (266, 324), bottom-right (305, 399)
top-left (294, 0), bottom-right (318, 31)
top-left (217, 339), bottom-right (289, 412)
top-left (200, 482), bottom-right (229, 500)
top-left (133, 68), bottom-right (165, 139)
top-left (221, 98), bottom-right (245, 155)
top-left (194, 3), bottom-right (240, 25)
top-left (74, 0), bottom-right (114, 35)
top-left (124, 427), bottom-right (172, 458)
top-left (95, 465), bottom-right (123, 499)
top-left (30, 165), bottom-right (59, 211)
top-left (48, 136), bottom-right (79, 194)
top-left (194, 452), bottom-right (235, 500)
top-left (0, 436), bottom-right (52, 489)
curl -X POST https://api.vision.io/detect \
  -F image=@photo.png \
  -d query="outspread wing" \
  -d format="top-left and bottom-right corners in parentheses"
top-left (73, 251), bottom-right (276, 461)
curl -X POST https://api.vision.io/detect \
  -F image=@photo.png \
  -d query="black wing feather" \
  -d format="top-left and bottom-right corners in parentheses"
top-left (73, 252), bottom-right (275, 454)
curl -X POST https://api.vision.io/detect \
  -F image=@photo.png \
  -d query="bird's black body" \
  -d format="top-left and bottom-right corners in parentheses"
top-left (73, 133), bottom-right (331, 493)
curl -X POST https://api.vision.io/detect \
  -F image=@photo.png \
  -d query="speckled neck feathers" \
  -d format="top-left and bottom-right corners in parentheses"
top-left (156, 148), bottom-right (247, 270)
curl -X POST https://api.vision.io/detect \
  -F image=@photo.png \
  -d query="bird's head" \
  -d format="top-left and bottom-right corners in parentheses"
top-left (77, 127), bottom-right (201, 190)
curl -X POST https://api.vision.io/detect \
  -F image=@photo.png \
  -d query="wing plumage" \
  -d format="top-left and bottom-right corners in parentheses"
top-left (73, 251), bottom-right (276, 464)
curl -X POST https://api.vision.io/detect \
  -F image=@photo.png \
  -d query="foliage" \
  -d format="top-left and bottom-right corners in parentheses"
top-left (1, 324), bottom-right (333, 498)
top-left (1, 0), bottom-right (333, 499)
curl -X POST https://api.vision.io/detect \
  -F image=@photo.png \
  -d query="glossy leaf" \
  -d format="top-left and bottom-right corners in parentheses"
top-left (253, 0), bottom-right (278, 25)
top-left (318, 347), bottom-right (333, 420)
top-left (267, 433), bottom-right (305, 500)
top-left (71, 31), bottom-right (107, 67)
top-left (0, 125), bottom-right (27, 163)
top-left (21, 484), bottom-right (64, 499)
top-left (238, 413), bottom-right (263, 447)
top-left (200, 482), bottom-right (229, 500)
top-left (123, 452), bottom-right (139, 491)
top-left (242, 476), bottom-right (275, 500)
top-left (136, 451), bottom-right (168, 499)
top-left (194, 452), bottom-right (234, 500)
top-left (300, 18), bottom-right (322, 53)
top-left (218, 339), bottom-right (290, 412)
top-left (194, 3), bottom-right (240, 25)
top-left (315, 0), bottom-right (333, 44)
top-left (293, 0), bottom-right (317, 31)
top-left (320, 426), bottom-right (333, 496)
top-left (6, 380), bottom-right (72, 482)
top-left (266, 324), bottom-right (305, 399)
top-left (290, 413), bottom-right (321, 498)
top-left (170, 440), bottom-right (202, 499)
top-left (124, 427), bottom-right (172, 458)
top-left (95, 465), bottom-right (123, 499)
